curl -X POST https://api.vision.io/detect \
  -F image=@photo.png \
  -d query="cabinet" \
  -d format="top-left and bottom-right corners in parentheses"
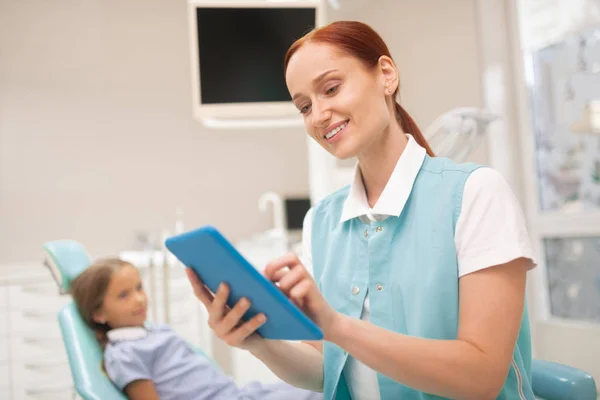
top-left (0, 285), bottom-right (10, 399)
top-left (0, 271), bottom-right (72, 400)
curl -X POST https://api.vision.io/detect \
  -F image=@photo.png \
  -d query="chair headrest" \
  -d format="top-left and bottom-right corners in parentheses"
top-left (43, 240), bottom-right (92, 292)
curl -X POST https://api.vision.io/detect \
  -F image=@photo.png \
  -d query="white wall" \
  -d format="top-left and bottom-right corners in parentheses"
top-left (0, 0), bottom-right (486, 266)
top-left (0, 0), bottom-right (311, 265)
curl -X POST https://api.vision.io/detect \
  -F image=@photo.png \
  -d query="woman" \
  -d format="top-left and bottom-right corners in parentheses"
top-left (187, 20), bottom-right (536, 400)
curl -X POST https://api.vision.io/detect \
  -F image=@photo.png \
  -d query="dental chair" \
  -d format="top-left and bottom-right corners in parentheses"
top-left (43, 240), bottom-right (596, 400)
top-left (42, 240), bottom-right (218, 400)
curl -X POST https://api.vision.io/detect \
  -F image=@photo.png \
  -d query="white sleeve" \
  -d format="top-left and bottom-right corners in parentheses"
top-left (300, 207), bottom-right (314, 277)
top-left (455, 168), bottom-right (537, 277)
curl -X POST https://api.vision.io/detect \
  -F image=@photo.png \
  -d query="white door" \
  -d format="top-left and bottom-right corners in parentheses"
top-left (514, 0), bottom-right (600, 384)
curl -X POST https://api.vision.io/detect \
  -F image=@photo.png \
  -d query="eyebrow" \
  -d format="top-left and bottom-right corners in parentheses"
top-left (292, 69), bottom-right (339, 101)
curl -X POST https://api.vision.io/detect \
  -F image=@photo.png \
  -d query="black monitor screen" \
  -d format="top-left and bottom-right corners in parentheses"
top-left (196, 7), bottom-right (316, 105)
top-left (285, 198), bottom-right (312, 230)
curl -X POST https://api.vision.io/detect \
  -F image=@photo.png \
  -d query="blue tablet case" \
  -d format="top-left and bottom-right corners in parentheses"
top-left (165, 225), bottom-right (323, 341)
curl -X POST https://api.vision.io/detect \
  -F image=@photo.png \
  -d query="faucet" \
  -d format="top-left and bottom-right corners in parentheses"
top-left (258, 191), bottom-right (286, 234)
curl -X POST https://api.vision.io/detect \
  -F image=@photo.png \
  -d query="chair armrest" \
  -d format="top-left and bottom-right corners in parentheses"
top-left (532, 359), bottom-right (597, 400)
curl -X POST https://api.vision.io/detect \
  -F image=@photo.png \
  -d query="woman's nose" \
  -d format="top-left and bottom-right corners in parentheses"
top-left (311, 101), bottom-right (331, 128)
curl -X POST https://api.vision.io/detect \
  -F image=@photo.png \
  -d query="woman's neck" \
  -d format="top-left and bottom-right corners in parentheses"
top-left (357, 120), bottom-right (407, 208)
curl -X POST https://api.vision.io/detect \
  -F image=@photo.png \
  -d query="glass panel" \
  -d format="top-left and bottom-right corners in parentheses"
top-left (544, 236), bottom-right (600, 323)
top-left (529, 27), bottom-right (600, 213)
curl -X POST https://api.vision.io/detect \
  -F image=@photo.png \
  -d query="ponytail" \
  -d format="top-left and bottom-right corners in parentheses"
top-left (282, 21), bottom-right (435, 157)
top-left (394, 102), bottom-right (435, 156)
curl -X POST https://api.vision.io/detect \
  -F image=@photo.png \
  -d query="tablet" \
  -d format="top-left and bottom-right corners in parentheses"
top-left (165, 225), bottom-right (323, 341)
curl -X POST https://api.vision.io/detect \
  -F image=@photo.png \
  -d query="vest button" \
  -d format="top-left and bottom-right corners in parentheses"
top-left (376, 226), bottom-right (383, 233)
top-left (352, 286), bottom-right (360, 295)
top-left (376, 284), bottom-right (384, 291)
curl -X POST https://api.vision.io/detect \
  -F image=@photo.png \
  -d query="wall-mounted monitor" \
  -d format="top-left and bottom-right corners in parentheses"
top-left (187, 0), bottom-right (325, 124)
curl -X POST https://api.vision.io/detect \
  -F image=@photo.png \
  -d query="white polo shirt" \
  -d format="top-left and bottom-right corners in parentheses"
top-left (301, 134), bottom-right (536, 400)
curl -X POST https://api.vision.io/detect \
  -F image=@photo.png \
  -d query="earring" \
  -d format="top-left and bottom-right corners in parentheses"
top-left (385, 82), bottom-right (393, 94)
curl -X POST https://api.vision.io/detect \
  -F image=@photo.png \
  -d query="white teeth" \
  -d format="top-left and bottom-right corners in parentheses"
top-left (325, 122), bottom-right (347, 139)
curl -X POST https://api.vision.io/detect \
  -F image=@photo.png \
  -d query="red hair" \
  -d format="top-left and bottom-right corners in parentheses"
top-left (284, 21), bottom-right (434, 157)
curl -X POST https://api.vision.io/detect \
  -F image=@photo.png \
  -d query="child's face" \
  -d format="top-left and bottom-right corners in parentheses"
top-left (93, 265), bottom-right (148, 329)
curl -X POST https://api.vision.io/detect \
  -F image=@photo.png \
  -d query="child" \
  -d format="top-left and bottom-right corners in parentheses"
top-left (69, 257), bottom-right (323, 400)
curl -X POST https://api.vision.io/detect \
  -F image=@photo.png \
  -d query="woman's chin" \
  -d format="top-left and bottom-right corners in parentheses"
top-left (331, 143), bottom-right (358, 161)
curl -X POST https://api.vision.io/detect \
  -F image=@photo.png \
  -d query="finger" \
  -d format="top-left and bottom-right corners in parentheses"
top-left (277, 265), bottom-right (307, 293)
top-left (216, 297), bottom-right (251, 337)
top-left (209, 283), bottom-right (229, 323)
top-left (186, 267), bottom-right (202, 290)
top-left (264, 253), bottom-right (301, 281)
top-left (269, 267), bottom-right (290, 283)
top-left (186, 268), bottom-right (214, 307)
top-left (224, 313), bottom-right (267, 346)
top-left (289, 279), bottom-right (312, 308)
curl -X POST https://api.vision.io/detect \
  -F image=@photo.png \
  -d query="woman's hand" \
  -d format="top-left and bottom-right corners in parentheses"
top-left (264, 253), bottom-right (340, 339)
top-left (186, 268), bottom-right (266, 351)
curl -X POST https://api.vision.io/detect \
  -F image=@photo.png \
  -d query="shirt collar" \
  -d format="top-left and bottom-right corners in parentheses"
top-left (340, 134), bottom-right (426, 223)
top-left (106, 325), bottom-right (149, 342)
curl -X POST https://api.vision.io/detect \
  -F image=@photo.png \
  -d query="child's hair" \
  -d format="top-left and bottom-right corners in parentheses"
top-left (69, 258), bottom-right (134, 349)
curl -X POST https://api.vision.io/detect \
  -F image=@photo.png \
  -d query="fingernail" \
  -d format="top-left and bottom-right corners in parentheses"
top-left (258, 314), bottom-right (266, 323)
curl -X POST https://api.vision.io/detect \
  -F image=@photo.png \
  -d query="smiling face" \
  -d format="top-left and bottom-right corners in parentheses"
top-left (285, 42), bottom-right (398, 160)
top-left (92, 264), bottom-right (148, 329)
